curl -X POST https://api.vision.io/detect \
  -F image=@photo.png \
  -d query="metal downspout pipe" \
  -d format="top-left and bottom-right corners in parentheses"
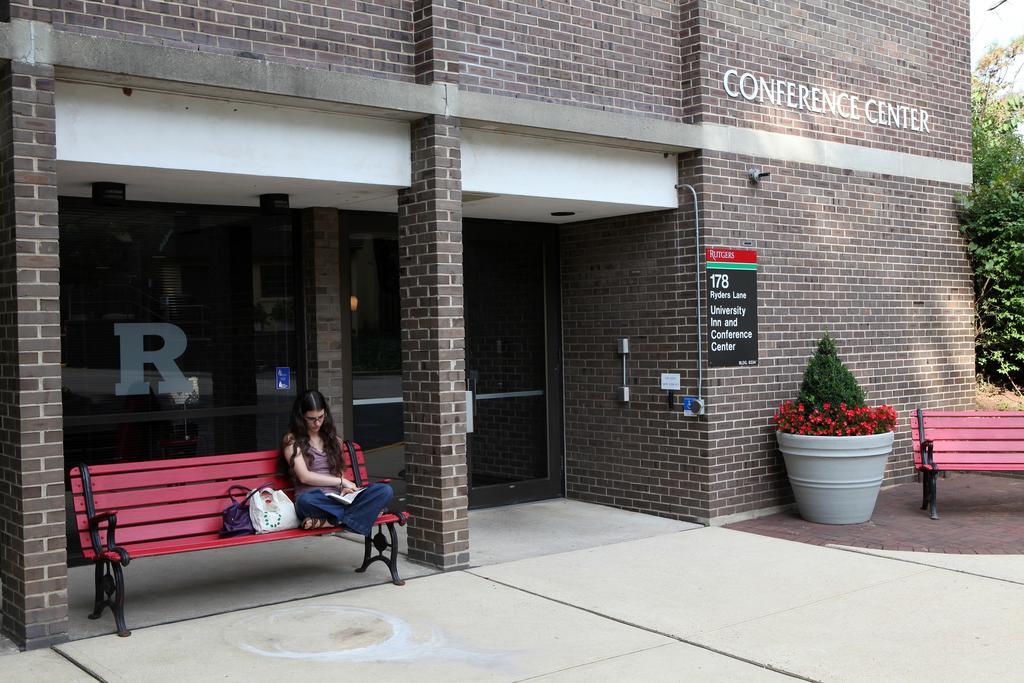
top-left (676, 183), bottom-right (702, 404)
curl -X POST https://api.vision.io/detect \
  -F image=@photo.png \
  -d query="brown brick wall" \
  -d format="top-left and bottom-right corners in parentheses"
top-left (561, 151), bottom-right (974, 522)
top-left (560, 178), bottom-right (710, 520)
top-left (397, 115), bottom-right (469, 568)
top-left (412, 0), bottom-right (460, 84)
top-left (0, 61), bottom-right (68, 649)
top-left (10, 0), bottom-right (416, 81)
top-left (457, 0), bottom-right (690, 119)
top-left (302, 207), bottom-right (346, 417)
top-left (696, 0), bottom-right (971, 161)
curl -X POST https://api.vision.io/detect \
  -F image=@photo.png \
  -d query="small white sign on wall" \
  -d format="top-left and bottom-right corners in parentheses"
top-left (660, 373), bottom-right (681, 391)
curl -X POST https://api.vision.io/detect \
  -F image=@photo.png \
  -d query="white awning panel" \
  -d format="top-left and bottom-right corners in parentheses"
top-left (461, 128), bottom-right (678, 222)
top-left (55, 82), bottom-right (410, 207)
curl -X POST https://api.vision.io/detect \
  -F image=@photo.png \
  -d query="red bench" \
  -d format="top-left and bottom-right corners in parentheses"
top-left (911, 409), bottom-right (1024, 520)
top-left (70, 442), bottom-right (407, 637)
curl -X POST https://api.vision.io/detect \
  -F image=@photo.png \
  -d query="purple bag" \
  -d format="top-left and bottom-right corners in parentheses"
top-left (220, 484), bottom-right (270, 538)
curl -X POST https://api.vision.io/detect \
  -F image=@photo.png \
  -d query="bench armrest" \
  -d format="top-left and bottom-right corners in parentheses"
top-left (921, 439), bottom-right (935, 469)
top-left (915, 409), bottom-right (936, 470)
top-left (87, 511), bottom-right (131, 566)
top-left (89, 510), bottom-right (117, 525)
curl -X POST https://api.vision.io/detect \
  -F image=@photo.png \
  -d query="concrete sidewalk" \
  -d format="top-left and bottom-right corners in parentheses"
top-left (4, 502), bottom-right (1024, 681)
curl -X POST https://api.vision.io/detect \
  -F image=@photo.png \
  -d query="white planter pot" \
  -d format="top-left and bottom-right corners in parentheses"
top-left (776, 430), bottom-right (895, 524)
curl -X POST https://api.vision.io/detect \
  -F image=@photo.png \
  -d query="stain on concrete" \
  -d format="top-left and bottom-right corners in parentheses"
top-left (228, 605), bottom-right (518, 671)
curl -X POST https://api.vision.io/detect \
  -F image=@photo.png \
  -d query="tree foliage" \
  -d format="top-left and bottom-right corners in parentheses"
top-left (797, 332), bottom-right (866, 410)
top-left (959, 36), bottom-right (1024, 388)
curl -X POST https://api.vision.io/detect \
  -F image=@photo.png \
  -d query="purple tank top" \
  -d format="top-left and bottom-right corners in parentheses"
top-left (292, 444), bottom-right (336, 497)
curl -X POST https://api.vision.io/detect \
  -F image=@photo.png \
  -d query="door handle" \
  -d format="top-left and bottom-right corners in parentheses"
top-left (467, 371), bottom-right (478, 434)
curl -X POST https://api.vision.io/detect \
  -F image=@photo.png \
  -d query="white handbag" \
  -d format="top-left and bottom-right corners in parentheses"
top-left (248, 487), bottom-right (299, 533)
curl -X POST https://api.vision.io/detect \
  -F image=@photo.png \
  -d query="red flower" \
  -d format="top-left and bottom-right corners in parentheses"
top-left (773, 401), bottom-right (897, 436)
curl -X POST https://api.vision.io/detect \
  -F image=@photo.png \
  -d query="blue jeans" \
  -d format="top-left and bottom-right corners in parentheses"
top-left (294, 483), bottom-right (394, 537)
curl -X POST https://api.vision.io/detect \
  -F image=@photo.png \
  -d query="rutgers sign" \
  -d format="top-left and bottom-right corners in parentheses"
top-left (706, 247), bottom-right (758, 367)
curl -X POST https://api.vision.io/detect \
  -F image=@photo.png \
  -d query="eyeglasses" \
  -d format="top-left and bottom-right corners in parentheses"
top-left (303, 413), bottom-right (326, 424)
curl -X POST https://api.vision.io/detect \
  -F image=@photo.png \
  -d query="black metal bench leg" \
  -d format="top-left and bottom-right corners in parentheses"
top-left (920, 472), bottom-right (929, 511)
top-left (353, 522), bottom-right (405, 586)
top-left (88, 559), bottom-right (131, 637)
top-left (88, 561), bottom-right (106, 620)
top-left (111, 562), bottom-right (131, 637)
top-left (355, 534), bottom-right (373, 574)
top-left (928, 471), bottom-right (939, 520)
top-left (383, 521), bottom-right (404, 586)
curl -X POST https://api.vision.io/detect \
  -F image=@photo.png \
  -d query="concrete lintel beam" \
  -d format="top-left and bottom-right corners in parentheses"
top-left (454, 87), bottom-right (702, 154)
top-left (0, 20), bottom-right (445, 120)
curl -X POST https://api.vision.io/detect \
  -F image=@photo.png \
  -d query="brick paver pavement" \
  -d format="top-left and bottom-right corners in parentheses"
top-left (726, 473), bottom-right (1024, 554)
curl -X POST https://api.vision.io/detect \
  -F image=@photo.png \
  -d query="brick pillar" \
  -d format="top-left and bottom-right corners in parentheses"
top-left (301, 208), bottom-right (346, 418)
top-left (0, 61), bottom-right (67, 649)
top-left (412, 0), bottom-right (462, 85)
top-left (398, 115), bottom-right (468, 569)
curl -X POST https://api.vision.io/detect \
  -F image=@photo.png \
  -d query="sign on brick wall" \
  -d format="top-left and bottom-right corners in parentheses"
top-left (706, 247), bottom-right (758, 367)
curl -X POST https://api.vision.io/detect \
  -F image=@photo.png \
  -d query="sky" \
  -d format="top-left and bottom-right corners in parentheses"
top-left (971, 0), bottom-right (1024, 73)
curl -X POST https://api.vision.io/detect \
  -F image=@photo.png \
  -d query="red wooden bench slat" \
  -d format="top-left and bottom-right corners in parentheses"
top-left (100, 529), bottom-right (321, 559)
top-left (919, 462), bottom-right (1024, 471)
top-left (913, 411), bottom-right (1024, 417)
top-left (67, 448), bottom-right (372, 485)
top-left (917, 442), bottom-right (1024, 454)
top-left (72, 451), bottom-right (280, 475)
top-left (75, 498), bottom-right (234, 531)
top-left (76, 476), bottom-right (294, 514)
top-left (925, 453), bottom-right (1024, 464)
top-left (72, 476), bottom-right (291, 511)
top-left (66, 446), bottom-right (376, 483)
top-left (71, 460), bottom-right (286, 492)
top-left (77, 523), bottom-right (230, 561)
top-left (85, 512), bottom-right (406, 561)
top-left (81, 527), bottom-right (319, 560)
top-left (97, 516), bottom-right (232, 546)
top-left (913, 416), bottom-right (1024, 429)
top-left (80, 512), bottom-right (409, 561)
top-left (67, 457), bottom-right (279, 493)
top-left (79, 500), bottom-right (409, 537)
top-left (915, 429), bottom-right (1024, 441)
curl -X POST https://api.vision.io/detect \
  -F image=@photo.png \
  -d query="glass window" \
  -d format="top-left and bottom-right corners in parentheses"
top-left (59, 198), bottom-right (300, 472)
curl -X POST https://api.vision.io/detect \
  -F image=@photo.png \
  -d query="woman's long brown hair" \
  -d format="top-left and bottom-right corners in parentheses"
top-left (285, 390), bottom-right (343, 476)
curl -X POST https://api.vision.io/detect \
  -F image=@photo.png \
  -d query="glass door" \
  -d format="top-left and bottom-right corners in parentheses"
top-left (465, 220), bottom-right (563, 507)
top-left (347, 212), bottom-right (406, 510)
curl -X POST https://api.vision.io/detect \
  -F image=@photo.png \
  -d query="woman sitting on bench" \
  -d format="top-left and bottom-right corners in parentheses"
top-left (283, 390), bottom-right (394, 534)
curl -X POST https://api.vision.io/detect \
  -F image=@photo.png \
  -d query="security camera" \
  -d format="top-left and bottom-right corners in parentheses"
top-left (747, 167), bottom-right (771, 183)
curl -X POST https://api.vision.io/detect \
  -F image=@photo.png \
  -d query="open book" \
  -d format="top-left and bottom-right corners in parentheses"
top-left (325, 488), bottom-right (365, 505)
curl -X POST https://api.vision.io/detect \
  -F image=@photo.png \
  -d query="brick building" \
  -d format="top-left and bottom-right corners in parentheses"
top-left (0, 0), bottom-right (973, 649)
